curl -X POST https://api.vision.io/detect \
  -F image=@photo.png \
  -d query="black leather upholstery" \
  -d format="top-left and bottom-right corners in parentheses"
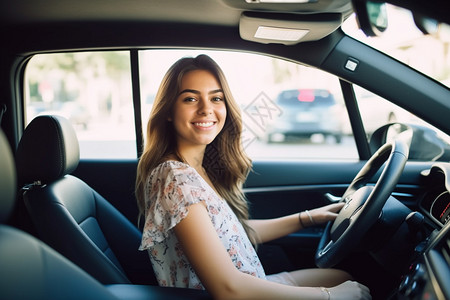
top-left (1, 126), bottom-right (211, 300)
top-left (0, 128), bottom-right (119, 300)
top-left (15, 115), bottom-right (157, 285)
top-left (0, 130), bottom-right (15, 222)
top-left (16, 114), bottom-right (79, 185)
top-left (106, 285), bottom-right (212, 300)
top-left (0, 226), bottom-right (122, 300)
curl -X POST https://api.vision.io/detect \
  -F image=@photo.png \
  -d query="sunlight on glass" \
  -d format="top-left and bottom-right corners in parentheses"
top-left (139, 50), bottom-right (357, 160)
top-left (25, 51), bottom-right (136, 159)
top-left (342, 5), bottom-right (450, 88)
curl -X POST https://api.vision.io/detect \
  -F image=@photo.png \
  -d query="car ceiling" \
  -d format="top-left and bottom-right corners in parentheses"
top-left (2, 0), bottom-right (450, 47)
top-left (0, 0), bottom-right (353, 26)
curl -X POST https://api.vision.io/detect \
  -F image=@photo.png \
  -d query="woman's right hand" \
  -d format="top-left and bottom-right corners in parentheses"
top-left (328, 280), bottom-right (371, 300)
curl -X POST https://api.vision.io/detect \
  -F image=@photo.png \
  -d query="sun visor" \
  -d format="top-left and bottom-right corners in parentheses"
top-left (239, 11), bottom-right (342, 45)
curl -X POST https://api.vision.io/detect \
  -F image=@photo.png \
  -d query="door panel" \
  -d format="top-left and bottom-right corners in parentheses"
top-left (72, 160), bottom-right (140, 227)
top-left (73, 159), bottom-right (432, 274)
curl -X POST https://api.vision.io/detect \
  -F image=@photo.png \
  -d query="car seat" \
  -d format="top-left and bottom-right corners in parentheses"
top-left (15, 115), bottom-right (157, 285)
top-left (2, 123), bottom-right (212, 300)
top-left (0, 128), bottom-right (119, 299)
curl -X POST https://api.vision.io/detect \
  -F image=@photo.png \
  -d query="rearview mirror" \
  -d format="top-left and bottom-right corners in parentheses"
top-left (352, 0), bottom-right (388, 37)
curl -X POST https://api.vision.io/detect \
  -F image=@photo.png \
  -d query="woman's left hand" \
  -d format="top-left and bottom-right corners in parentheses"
top-left (305, 202), bottom-right (345, 226)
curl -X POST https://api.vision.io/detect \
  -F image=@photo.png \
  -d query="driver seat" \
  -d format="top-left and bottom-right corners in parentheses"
top-left (15, 115), bottom-right (156, 285)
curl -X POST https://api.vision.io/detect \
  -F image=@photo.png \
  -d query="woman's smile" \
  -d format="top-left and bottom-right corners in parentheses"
top-left (192, 121), bottom-right (217, 129)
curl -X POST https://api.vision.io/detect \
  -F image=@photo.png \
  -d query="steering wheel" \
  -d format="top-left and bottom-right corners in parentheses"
top-left (315, 140), bottom-right (409, 268)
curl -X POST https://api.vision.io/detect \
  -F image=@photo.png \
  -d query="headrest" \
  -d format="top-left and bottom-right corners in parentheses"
top-left (16, 115), bottom-right (80, 186)
top-left (0, 129), bottom-right (17, 223)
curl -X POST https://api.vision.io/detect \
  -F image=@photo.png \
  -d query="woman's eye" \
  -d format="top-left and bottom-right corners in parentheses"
top-left (212, 96), bottom-right (223, 102)
top-left (183, 97), bottom-right (196, 102)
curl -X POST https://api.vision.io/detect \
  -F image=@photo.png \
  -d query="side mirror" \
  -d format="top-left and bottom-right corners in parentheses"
top-left (369, 123), bottom-right (450, 161)
top-left (352, 0), bottom-right (388, 37)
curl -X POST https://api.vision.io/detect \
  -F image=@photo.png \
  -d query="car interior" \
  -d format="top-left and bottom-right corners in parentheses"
top-left (0, 0), bottom-right (449, 300)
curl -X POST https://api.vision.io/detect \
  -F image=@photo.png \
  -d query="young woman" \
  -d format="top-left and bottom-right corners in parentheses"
top-left (136, 54), bottom-right (371, 300)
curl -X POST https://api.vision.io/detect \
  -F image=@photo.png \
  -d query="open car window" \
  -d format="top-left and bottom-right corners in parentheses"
top-left (25, 51), bottom-right (136, 159)
top-left (25, 49), bottom-right (358, 160)
top-left (24, 49), bottom-right (450, 162)
top-left (138, 49), bottom-right (356, 160)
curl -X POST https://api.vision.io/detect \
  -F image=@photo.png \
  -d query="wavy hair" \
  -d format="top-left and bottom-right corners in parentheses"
top-left (135, 54), bottom-right (256, 244)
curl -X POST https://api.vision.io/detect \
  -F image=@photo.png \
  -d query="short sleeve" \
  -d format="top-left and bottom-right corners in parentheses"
top-left (139, 161), bottom-right (209, 250)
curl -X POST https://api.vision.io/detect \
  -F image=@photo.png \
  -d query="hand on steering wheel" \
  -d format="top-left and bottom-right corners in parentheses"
top-left (303, 203), bottom-right (345, 226)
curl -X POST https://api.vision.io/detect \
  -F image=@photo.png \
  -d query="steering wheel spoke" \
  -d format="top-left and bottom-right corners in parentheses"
top-left (318, 240), bottom-right (334, 257)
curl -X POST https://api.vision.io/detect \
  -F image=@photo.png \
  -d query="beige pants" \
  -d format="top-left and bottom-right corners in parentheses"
top-left (266, 272), bottom-right (297, 286)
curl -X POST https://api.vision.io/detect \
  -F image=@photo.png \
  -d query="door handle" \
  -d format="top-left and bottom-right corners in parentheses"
top-left (324, 193), bottom-right (342, 203)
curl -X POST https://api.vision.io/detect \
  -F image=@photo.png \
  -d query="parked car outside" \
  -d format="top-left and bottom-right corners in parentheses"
top-left (29, 101), bottom-right (91, 130)
top-left (53, 101), bottom-right (91, 130)
top-left (265, 89), bottom-right (343, 143)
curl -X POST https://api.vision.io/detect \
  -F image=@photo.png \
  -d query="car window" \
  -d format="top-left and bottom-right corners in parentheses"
top-left (353, 86), bottom-right (415, 135)
top-left (24, 49), bottom-right (449, 161)
top-left (354, 86), bottom-right (450, 162)
top-left (33, 50), bottom-right (441, 160)
top-left (25, 51), bottom-right (136, 159)
top-left (139, 49), bottom-right (357, 160)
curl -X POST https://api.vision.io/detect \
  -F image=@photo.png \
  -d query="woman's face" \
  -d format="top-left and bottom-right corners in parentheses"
top-left (171, 69), bottom-right (227, 149)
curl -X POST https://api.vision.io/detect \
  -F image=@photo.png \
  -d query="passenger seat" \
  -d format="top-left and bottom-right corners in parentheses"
top-left (15, 115), bottom-right (157, 285)
top-left (0, 128), bottom-right (119, 300)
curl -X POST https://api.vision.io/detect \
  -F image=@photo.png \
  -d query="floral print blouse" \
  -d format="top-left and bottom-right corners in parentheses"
top-left (139, 161), bottom-right (266, 289)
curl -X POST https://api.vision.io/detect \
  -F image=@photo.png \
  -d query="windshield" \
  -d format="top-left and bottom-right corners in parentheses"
top-left (342, 4), bottom-right (450, 88)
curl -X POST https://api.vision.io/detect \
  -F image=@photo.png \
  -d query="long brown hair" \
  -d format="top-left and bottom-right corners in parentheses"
top-left (135, 54), bottom-right (256, 244)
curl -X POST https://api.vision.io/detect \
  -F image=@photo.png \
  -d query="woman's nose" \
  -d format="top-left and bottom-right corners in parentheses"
top-left (198, 98), bottom-right (212, 115)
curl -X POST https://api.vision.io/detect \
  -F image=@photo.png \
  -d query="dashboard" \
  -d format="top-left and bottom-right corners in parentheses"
top-left (431, 191), bottom-right (450, 225)
top-left (420, 163), bottom-right (450, 227)
top-left (396, 163), bottom-right (450, 300)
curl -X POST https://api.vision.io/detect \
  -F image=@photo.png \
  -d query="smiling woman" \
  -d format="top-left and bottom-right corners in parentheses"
top-left (135, 54), bottom-right (371, 300)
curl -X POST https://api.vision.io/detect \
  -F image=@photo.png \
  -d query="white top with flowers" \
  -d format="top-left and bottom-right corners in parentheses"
top-left (139, 160), bottom-right (266, 289)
